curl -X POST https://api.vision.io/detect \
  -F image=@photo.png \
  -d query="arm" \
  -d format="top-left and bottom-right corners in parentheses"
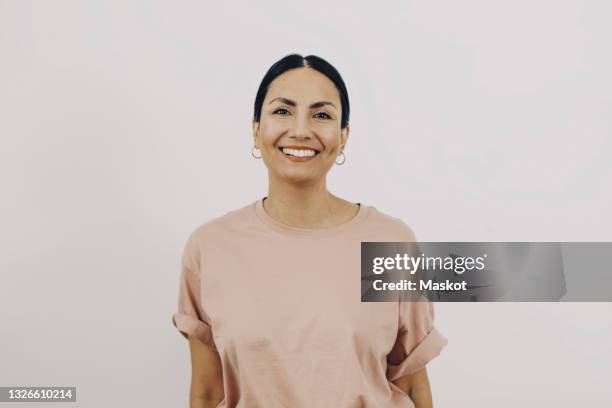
top-left (392, 367), bottom-right (433, 408)
top-left (188, 336), bottom-right (224, 408)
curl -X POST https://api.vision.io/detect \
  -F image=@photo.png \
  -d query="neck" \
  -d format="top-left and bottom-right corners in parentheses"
top-left (264, 175), bottom-right (341, 228)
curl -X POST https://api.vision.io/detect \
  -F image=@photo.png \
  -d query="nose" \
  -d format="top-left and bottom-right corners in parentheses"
top-left (287, 115), bottom-right (312, 140)
top-left (289, 133), bottom-right (311, 142)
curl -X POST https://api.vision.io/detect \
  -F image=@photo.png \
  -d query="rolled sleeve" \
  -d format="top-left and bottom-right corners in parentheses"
top-left (386, 300), bottom-right (447, 381)
top-left (171, 232), bottom-right (217, 351)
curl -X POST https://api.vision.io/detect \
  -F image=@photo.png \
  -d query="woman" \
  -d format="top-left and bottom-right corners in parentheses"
top-left (172, 54), bottom-right (447, 408)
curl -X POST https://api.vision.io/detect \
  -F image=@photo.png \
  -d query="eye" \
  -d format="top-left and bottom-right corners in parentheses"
top-left (273, 108), bottom-right (290, 115)
top-left (314, 112), bottom-right (332, 120)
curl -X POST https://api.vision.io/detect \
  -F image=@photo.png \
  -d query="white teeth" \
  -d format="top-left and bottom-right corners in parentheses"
top-left (281, 148), bottom-right (316, 157)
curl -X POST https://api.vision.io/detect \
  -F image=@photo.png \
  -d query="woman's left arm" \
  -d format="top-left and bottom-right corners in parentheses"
top-left (392, 367), bottom-right (433, 408)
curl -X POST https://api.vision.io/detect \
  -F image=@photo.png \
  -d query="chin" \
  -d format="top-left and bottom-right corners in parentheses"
top-left (278, 171), bottom-right (320, 186)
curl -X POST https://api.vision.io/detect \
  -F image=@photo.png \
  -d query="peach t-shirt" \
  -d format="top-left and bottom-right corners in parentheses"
top-left (172, 198), bottom-right (447, 408)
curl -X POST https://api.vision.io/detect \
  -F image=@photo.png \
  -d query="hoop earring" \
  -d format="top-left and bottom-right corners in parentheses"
top-left (251, 146), bottom-right (262, 159)
top-left (335, 151), bottom-right (346, 165)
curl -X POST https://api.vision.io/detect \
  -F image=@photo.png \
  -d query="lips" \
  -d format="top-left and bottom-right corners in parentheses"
top-left (278, 145), bottom-right (321, 158)
top-left (277, 145), bottom-right (321, 161)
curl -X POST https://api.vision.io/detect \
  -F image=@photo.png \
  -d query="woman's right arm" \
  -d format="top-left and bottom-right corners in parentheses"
top-left (188, 336), bottom-right (224, 408)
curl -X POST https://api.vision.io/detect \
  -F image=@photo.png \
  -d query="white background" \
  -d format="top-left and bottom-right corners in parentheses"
top-left (1, 0), bottom-right (611, 406)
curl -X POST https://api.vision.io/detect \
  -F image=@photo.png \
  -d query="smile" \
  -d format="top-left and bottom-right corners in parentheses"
top-left (277, 146), bottom-right (321, 161)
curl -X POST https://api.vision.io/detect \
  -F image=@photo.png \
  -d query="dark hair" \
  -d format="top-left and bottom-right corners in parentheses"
top-left (253, 54), bottom-right (350, 129)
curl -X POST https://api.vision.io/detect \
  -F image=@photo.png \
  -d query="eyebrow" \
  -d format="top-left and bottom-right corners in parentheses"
top-left (268, 97), bottom-right (336, 110)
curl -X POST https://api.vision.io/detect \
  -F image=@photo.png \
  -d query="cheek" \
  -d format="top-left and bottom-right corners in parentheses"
top-left (320, 131), bottom-right (342, 152)
top-left (259, 123), bottom-right (285, 144)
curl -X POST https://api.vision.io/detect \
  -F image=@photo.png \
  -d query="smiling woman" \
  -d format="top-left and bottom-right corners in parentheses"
top-left (252, 59), bottom-right (350, 190)
top-left (172, 53), bottom-right (447, 408)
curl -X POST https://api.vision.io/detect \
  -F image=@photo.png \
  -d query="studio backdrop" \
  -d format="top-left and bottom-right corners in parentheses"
top-left (1, 1), bottom-right (611, 407)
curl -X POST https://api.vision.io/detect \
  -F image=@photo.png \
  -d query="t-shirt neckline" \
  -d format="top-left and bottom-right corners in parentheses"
top-left (253, 197), bottom-right (369, 238)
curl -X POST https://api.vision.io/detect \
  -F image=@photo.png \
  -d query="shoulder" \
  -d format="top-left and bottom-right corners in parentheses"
top-left (362, 205), bottom-right (418, 242)
top-left (189, 203), bottom-right (255, 241)
top-left (180, 201), bottom-right (256, 267)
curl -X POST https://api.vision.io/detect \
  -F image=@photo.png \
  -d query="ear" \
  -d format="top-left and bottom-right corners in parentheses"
top-left (339, 124), bottom-right (350, 152)
top-left (252, 120), bottom-right (260, 148)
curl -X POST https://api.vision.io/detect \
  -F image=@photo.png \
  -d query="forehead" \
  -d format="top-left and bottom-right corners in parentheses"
top-left (265, 67), bottom-right (340, 104)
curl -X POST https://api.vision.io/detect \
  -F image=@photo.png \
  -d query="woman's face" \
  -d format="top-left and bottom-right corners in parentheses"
top-left (253, 67), bottom-right (349, 186)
